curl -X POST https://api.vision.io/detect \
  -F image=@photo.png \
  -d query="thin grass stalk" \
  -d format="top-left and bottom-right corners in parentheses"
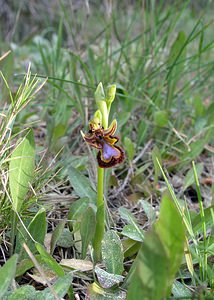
top-left (192, 161), bottom-right (207, 282)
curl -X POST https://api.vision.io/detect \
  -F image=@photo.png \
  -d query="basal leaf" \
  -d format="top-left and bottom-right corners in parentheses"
top-left (101, 230), bottom-right (124, 275)
top-left (95, 266), bottom-right (124, 289)
top-left (35, 243), bottom-right (65, 277)
top-left (38, 273), bottom-right (72, 300)
top-left (87, 282), bottom-right (126, 300)
top-left (9, 130), bottom-right (35, 212)
top-left (172, 280), bottom-right (192, 297)
top-left (80, 206), bottom-right (96, 259)
top-left (16, 257), bottom-right (37, 277)
top-left (0, 254), bottom-right (18, 298)
top-left (28, 208), bottom-right (47, 250)
top-left (68, 197), bottom-right (90, 231)
top-left (50, 220), bottom-right (66, 255)
top-left (60, 258), bottom-right (93, 272)
top-left (121, 225), bottom-right (144, 242)
top-left (155, 194), bottom-right (185, 294)
top-left (127, 194), bottom-right (185, 299)
top-left (139, 199), bottom-right (156, 224)
top-left (119, 207), bottom-right (144, 240)
top-left (122, 239), bottom-right (141, 258)
top-left (127, 232), bottom-right (168, 300)
top-left (56, 228), bottom-right (74, 248)
top-left (67, 166), bottom-right (96, 203)
top-left (4, 285), bottom-right (37, 300)
top-left (15, 208), bottom-right (47, 259)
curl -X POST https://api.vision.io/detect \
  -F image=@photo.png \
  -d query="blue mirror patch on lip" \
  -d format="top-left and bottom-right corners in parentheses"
top-left (102, 142), bottom-right (120, 160)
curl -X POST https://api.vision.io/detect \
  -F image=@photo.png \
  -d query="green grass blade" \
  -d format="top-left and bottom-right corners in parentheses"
top-left (192, 161), bottom-right (207, 281)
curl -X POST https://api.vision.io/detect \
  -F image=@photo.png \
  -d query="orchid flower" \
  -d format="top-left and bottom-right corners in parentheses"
top-left (82, 119), bottom-right (124, 168)
top-left (81, 82), bottom-right (124, 262)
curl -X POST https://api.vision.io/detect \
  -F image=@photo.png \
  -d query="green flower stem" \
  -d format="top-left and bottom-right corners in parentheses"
top-left (93, 101), bottom-right (108, 263)
top-left (93, 167), bottom-right (105, 262)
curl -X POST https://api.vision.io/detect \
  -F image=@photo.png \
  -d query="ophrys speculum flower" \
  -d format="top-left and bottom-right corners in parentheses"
top-left (81, 83), bottom-right (124, 262)
top-left (82, 119), bottom-right (125, 168)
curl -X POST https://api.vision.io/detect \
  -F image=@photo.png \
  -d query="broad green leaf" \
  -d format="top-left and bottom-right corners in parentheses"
top-left (68, 197), bottom-right (90, 231)
top-left (95, 266), bottom-right (124, 289)
top-left (139, 200), bottom-right (156, 224)
top-left (121, 225), bottom-right (144, 242)
top-left (28, 208), bottom-right (47, 250)
top-left (127, 194), bottom-right (185, 299)
top-left (50, 221), bottom-right (66, 255)
top-left (87, 282), bottom-right (126, 300)
top-left (124, 137), bottom-right (135, 161)
top-left (155, 194), bottom-right (185, 293)
top-left (119, 207), bottom-right (144, 240)
top-left (4, 285), bottom-right (37, 300)
top-left (101, 230), bottom-right (124, 275)
top-left (9, 130), bottom-right (35, 212)
top-left (172, 280), bottom-right (192, 297)
top-left (0, 254), bottom-right (18, 298)
top-left (35, 243), bottom-right (64, 277)
top-left (122, 239), bottom-right (141, 258)
top-left (80, 207), bottom-right (96, 259)
top-left (183, 162), bottom-right (203, 191)
top-left (67, 166), bottom-right (96, 203)
top-left (38, 273), bottom-right (72, 300)
top-left (50, 220), bottom-right (66, 255)
top-left (56, 228), bottom-right (74, 248)
top-left (15, 208), bottom-right (47, 258)
top-left (60, 259), bottom-right (93, 272)
top-left (16, 257), bottom-right (37, 277)
top-left (127, 232), bottom-right (168, 300)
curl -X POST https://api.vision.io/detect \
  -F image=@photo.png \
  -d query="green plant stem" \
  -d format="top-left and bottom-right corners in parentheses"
top-left (93, 102), bottom-right (108, 263)
top-left (93, 167), bottom-right (105, 262)
top-left (10, 210), bottom-right (18, 256)
top-left (192, 161), bottom-right (207, 282)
